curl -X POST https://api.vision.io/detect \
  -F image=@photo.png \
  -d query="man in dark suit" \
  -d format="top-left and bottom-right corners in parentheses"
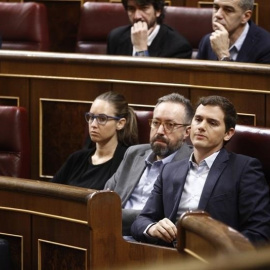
top-left (107, 0), bottom-right (192, 58)
top-left (131, 95), bottom-right (270, 247)
top-left (105, 93), bottom-right (194, 236)
top-left (197, 0), bottom-right (270, 63)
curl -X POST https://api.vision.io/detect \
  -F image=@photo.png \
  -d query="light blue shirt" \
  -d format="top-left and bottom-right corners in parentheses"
top-left (229, 23), bottom-right (249, 60)
top-left (124, 150), bottom-right (176, 210)
top-left (143, 151), bottom-right (220, 240)
top-left (176, 151), bottom-right (219, 222)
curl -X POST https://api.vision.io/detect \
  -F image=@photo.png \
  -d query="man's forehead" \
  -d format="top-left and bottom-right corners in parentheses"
top-left (128, 0), bottom-right (150, 5)
top-left (195, 104), bottom-right (224, 118)
top-left (214, 0), bottom-right (240, 6)
top-left (154, 103), bottom-right (185, 120)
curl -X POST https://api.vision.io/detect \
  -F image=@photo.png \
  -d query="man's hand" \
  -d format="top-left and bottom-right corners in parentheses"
top-left (131, 21), bottom-right (153, 51)
top-left (147, 218), bottom-right (177, 243)
top-left (210, 22), bottom-right (230, 60)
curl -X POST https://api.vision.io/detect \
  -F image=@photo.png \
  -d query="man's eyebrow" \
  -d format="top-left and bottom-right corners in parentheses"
top-left (213, 3), bottom-right (235, 10)
top-left (207, 117), bottom-right (221, 123)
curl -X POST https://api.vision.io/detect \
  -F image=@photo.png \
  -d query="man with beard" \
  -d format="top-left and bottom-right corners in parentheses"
top-left (106, 0), bottom-right (192, 58)
top-left (104, 93), bottom-right (194, 238)
top-left (131, 96), bottom-right (270, 247)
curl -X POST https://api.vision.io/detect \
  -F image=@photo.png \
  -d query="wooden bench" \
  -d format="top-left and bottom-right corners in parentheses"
top-left (0, 176), bottom-right (183, 269)
top-left (0, 176), bottom-right (254, 269)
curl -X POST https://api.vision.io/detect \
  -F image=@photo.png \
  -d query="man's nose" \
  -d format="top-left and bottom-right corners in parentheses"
top-left (198, 120), bottom-right (206, 130)
top-left (157, 123), bottom-right (165, 134)
top-left (215, 7), bottom-right (223, 18)
top-left (90, 118), bottom-right (98, 126)
top-left (134, 9), bottom-right (143, 20)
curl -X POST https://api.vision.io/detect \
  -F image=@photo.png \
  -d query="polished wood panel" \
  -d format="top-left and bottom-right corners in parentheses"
top-left (177, 211), bottom-right (254, 260)
top-left (0, 77), bottom-right (29, 108)
top-left (0, 176), bottom-right (185, 270)
top-left (119, 245), bottom-right (270, 270)
top-left (0, 177), bottom-right (255, 269)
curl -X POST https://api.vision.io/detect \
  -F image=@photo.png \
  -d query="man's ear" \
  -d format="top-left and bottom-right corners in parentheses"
top-left (224, 127), bottom-right (235, 142)
top-left (184, 126), bottom-right (191, 139)
top-left (242, 10), bottom-right (252, 24)
top-left (155, 10), bottom-right (161, 19)
top-left (116, 118), bottom-right (126, 130)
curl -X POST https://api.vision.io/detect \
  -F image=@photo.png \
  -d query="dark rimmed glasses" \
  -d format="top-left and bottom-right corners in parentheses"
top-left (85, 112), bottom-right (121, 125)
top-left (148, 119), bottom-right (189, 134)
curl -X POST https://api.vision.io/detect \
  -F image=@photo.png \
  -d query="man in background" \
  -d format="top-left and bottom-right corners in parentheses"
top-left (107, 0), bottom-right (192, 58)
top-left (197, 0), bottom-right (270, 63)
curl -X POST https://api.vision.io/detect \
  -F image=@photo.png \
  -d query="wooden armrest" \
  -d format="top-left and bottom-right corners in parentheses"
top-left (176, 211), bottom-right (255, 260)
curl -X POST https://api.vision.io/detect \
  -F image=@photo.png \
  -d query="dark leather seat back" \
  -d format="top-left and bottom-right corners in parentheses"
top-left (0, 2), bottom-right (50, 51)
top-left (225, 125), bottom-right (270, 185)
top-left (0, 106), bottom-right (31, 178)
top-left (76, 2), bottom-right (128, 54)
top-left (164, 6), bottom-right (212, 59)
top-left (135, 110), bottom-right (153, 144)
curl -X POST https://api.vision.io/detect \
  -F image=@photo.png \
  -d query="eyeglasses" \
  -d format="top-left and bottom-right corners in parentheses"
top-left (148, 119), bottom-right (189, 133)
top-left (85, 112), bottom-right (121, 125)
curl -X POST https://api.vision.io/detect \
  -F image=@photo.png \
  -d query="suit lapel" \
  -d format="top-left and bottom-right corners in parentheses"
top-left (198, 148), bottom-right (229, 209)
top-left (118, 28), bottom-right (133, 55)
top-left (121, 148), bottom-right (151, 205)
top-left (237, 22), bottom-right (255, 61)
top-left (173, 143), bottom-right (192, 162)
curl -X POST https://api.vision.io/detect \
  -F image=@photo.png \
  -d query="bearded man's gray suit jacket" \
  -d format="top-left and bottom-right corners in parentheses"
top-left (104, 142), bottom-right (192, 235)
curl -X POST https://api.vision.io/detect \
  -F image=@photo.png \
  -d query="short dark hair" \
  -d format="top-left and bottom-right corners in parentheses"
top-left (196, 95), bottom-right (237, 132)
top-left (122, 0), bottom-right (166, 24)
top-left (156, 93), bottom-right (194, 124)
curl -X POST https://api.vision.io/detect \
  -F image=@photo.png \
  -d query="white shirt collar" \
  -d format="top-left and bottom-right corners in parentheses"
top-left (189, 150), bottom-right (220, 168)
top-left (147, 24), bottom-right (160, 46)
top-left (230, 22), bottom-right (250, 52)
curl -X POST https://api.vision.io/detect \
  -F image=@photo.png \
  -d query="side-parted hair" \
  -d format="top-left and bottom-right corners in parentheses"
top-left (155, 92), bottom-right (194, 124)
top-left (122, 0), bottom-right (166, 24)
top-left (195, 95), bottom-right (237, 132)
top-left (239, 0), bottom-right (254, 11)
top-left (95, 91), bottom-right (138, 146)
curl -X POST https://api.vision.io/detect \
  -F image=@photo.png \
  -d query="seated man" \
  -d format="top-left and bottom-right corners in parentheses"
top-left (105, 93), bottom-right (194, 237)
top-left (107, 0), bottom-right (192, 58)
top-left (131, 95), bottom-right (270, 247)
top-left (197, 0), bottom-right (270, 63)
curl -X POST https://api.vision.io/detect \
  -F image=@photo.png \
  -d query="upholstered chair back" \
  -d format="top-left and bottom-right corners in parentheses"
top-left (0, 2), bottom-right (50, 51)
top-left (0, 106), bottom-right (31, 178)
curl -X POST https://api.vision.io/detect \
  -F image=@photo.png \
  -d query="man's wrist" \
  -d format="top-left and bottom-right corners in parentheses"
top-left (220, 56), bottom-right (233, 61)
top-left (135, 50), bottom-right (149, 57)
